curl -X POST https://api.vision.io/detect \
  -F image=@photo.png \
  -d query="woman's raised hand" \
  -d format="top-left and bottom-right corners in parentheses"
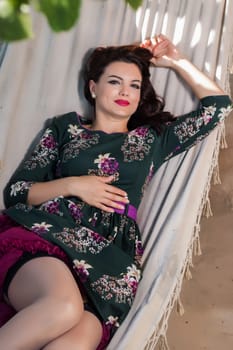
top-left (68, 175), bottom-right (129, 213)
top-left (141, 34), bottom-right (184, 68)
top-left (140, 33), bottom-right (224, 98)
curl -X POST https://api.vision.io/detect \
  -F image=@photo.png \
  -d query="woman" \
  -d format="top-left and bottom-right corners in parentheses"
top-left (0, 35), bottom-right (232, 350)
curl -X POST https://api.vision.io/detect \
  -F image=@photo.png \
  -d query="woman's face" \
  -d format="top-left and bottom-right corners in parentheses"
top-left (89, 61), bottom-right (142, 121)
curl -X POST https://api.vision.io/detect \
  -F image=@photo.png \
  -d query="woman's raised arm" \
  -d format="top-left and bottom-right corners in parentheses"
top-left (141, 34), bottom-right (225, 99)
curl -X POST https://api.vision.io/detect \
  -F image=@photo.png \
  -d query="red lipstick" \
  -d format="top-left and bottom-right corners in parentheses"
top-left (114, 99), bottom-right (130, 106)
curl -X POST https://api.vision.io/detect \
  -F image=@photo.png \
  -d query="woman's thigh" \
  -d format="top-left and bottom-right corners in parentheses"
top-left (43, 310), bottom-right (103, 350)
top-left (7, 256), bottom-right (83, 312)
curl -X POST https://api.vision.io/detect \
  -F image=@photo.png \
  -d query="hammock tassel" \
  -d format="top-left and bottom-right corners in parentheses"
top-left (158, 334), bottom-right (170, 350)
top-left (194, 235), bottom-right (202, 256)
top-left (176, 296), bottom-right (185, 316)
top-left (184, 263), bottom-right (192, 280)
top-left (213, 163), bottom-right (221, 185)
top-left (203, 196), bottom-right (213, 218)
top-left (220, 123), bottom-right (228, 149)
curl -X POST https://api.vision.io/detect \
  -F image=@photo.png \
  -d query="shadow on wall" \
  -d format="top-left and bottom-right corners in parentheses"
top-left (0, 42), bottom-right (7, 68)
top-left (230, 74), bottom-right (233, 96)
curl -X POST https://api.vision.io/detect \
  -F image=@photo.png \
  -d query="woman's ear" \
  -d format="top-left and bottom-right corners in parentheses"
top-left (89, 80), bottom-right (96, 99)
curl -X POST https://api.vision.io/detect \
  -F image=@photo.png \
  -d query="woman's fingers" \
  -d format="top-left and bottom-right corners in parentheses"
top-left (98, 175), bottom-right (115, 183)
top-left (106, 184), bottom-right (128, 199)
top-left (103, 192), bottom-right (128, 206)
top-left (99, 181), bottom-right (129, 210)
top-left (91, 196), bottom-right (126, 213)
top-left (100, 199), bottom-right (125, 211)
top-left (72, 175), bottom-right (129, 212)
top-left (141, 35), bottom-right (167, 49)
top-left (141, 34), bottom-right (183, 67)
top-left (98, 176), bottom-right (128, 201)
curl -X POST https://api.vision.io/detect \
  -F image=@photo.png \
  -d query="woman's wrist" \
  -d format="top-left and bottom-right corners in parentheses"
top-left (27, 177), bottom-right (76, 205)
top-left (64, 176), bottom-right (77, 197)
top-left (169, 55), bottom-right (190, 71)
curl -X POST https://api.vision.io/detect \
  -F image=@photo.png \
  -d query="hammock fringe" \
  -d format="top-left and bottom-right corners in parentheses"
top-left (143, 124), bottom-right (225, 350)
top-left (213, 164), bottom-right (221, 185)
top-left (184, 262), bottom-right (193, 280)
top-left (194, 234), bottom-right (202, 256)
top-left (157, 335), bottom-right (170, 350)
top-left (220, 123), bottom-right (228, 149)
top-left (176, 296), bottom-right (185, 316)
top-left (202, 197), bottom-right (213, 218)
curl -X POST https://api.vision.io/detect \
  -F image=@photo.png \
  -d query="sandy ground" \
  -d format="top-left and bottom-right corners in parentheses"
top-left (166, 78), bottom-right (233, 349)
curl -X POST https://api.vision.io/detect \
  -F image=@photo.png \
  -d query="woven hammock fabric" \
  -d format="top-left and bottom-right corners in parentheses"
top-left (0, 0), bottom-right (232, 349)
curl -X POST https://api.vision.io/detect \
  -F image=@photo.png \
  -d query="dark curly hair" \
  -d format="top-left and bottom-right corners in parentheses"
top-left (83, 45), bottom-right (174, 134)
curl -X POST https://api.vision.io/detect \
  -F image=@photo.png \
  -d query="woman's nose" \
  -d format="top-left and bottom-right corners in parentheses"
top-left (119, 85), bottom-right (129, 96)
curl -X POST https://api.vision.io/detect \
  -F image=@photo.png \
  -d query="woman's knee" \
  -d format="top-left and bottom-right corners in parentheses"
top-left (7, 257), bottom-right (83, 309)
top-left (42, 311), bottom-right (103, 350)
top-left (43, 340), bottom-right (95, 350)
top-left (51, 295), bottom-right (84, 329)
top-left (7, 257), bottom-right (84, 330)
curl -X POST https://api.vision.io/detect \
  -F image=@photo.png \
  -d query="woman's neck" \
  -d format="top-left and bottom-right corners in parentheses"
top-left (91, 119), bottom-right (129, 134)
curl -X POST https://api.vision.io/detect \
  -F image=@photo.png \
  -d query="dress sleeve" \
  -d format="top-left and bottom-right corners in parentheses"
top-left (157, 95), bottom-right (232, 164)
top-left (3, 116), bottom-right (62, 208)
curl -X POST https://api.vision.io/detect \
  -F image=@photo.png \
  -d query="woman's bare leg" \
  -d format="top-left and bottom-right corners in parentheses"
top-left (43, 311), bottom-right (103, 350)
top-left (0, 257), bottom-right (84, 350)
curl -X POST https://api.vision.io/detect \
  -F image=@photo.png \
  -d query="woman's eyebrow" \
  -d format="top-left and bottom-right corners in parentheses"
top-left (108, 74), bottom-right (141, 83)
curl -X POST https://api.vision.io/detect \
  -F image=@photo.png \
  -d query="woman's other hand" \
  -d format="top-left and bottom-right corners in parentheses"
top-left (28, 176), bottom-right (129, 212)
top-left (68, 175), bottom-right (129, 213)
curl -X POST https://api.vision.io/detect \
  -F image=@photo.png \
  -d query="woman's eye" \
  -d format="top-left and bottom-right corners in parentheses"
top-left (131, 84), bottom-right (141, 90)
top-left (108, 80), bottom-right (120, 85)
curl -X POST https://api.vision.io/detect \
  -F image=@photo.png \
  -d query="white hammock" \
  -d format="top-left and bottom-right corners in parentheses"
top-left (0, 1), bottom-right (232, 349)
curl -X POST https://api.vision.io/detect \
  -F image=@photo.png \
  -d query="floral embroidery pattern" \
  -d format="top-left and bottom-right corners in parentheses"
top-left (121, 127), bottom-right (154, 162)
top-left (106, 315), bottom-right (120, 328)
top-left (62, 125), bottom-right (99, 162)
top-left (124, 264), bottom-right (141, 296)
top-left (53, 227), bottom-right (110, 254)
top-left (201, 105), bottom-right (217, 124)
top-left (10, 181), bottom-right (34, 197)
top-left (88, 153), bottom-right (120, 181)
top-left (68, 124), bottom-right (83, 138)
top-left (135, 239), bottom-right (143, 265)
top-left (68, 200), bottom-right (84, 224)
top-left (127, 223), bottom-right (137, 241)
top-left (88, 212), bottom-right (98, 227)
top-left (174, 105), bottom-right (217, 144)
top-left (39, 197), bottom-right (63, 216)
top-left (100, 211), bottom-right (112, 228)
top-left (15, 203), bottom-right (33, 212)
top-left (94, 153), bottom-right (119, 176)
top-left (24, 128), bottom-right (58, 169)
top-left (117, 216), bottom-right (130, 235)
top-left (73, 259), bottom-right (93, 282)
top-left (117, 216), bottom-right (138, 243)
top-left (31, 221), bottom-right (53, 234)
top-left (218, 105), bottom-right (233, 121)
top-left (91, 264), bottom-right (141, 304)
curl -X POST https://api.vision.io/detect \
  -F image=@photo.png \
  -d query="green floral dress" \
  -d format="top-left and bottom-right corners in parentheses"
top-left (3, 95), bottom-right (232, 334)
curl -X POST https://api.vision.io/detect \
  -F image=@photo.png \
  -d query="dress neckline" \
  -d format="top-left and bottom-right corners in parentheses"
top-left (76, 113), bottom-right (131, 135)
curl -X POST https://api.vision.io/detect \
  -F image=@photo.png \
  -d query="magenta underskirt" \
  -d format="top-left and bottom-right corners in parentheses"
top-left (0, 214), bottom-right (110, 349)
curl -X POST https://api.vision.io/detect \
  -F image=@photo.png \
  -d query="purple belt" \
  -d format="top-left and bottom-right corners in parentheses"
top-left (114, 203), bottom-right (137, 221)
